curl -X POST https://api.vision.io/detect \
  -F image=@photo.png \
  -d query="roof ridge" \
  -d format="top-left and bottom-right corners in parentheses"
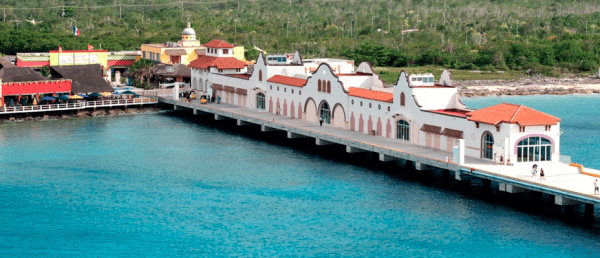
top-left (508, 104), bottom-right (523, 123)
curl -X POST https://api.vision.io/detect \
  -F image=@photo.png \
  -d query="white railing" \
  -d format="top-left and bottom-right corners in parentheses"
top-left (0, 98), bottom-right (157, 114)
top-left (0, 102), bottom-right (86, 113)
top-left (140, 89), bottom-right (174, 97)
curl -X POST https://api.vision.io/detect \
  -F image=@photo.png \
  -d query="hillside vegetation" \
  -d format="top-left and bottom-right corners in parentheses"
top-left (1, 0), bottom-right (599, 77)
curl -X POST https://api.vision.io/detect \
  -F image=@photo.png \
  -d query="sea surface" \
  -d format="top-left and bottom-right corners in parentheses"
top-left (0, 95), bottom-right (599, 257)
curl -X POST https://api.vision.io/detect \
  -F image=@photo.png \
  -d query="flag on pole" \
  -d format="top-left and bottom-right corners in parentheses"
top-left (88, 44), bottom-right (93, 51)
top-left (72, 26), bottom-right (80, 37)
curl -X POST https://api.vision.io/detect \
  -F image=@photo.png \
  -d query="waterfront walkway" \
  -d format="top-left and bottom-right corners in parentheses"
top-left (157, 96), bottom-right (600, 213)
top-left (0, 98), bottom-right (157, 114)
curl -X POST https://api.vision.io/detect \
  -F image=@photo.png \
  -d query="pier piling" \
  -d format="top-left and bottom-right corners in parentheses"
top-left (585, 203), bottom-right (595, 219)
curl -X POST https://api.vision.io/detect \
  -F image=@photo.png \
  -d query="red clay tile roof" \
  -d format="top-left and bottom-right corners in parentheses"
top-left (226, 74), bottom-right (251, 80)
top-left (431, 109), bottom-right (470, 118)
top-left (203, 40), bottom-right (235, 48)
top-left (266, 75), bottom-right (308, 87)
top-left (467, 103), bottom-right (560, 126)
top-left (188, 56), bottom-right (247, 69)
top-left (348, 88), bottom-right (393, 103)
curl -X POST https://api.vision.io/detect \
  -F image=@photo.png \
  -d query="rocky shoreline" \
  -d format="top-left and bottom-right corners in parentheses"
top-left (457, 76), bottom-right (600, 97)
top-left (0, 106), bottom-right (163, 123)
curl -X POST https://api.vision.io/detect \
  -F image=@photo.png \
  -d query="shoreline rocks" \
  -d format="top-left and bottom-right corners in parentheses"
top-left (0, 106), bottom-right (163, 123)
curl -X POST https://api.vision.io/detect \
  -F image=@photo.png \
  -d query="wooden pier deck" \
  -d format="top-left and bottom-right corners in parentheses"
top-left (0, 98), bottom-right (158, 114)
top-left (158, 96), bottom-right (600, 212)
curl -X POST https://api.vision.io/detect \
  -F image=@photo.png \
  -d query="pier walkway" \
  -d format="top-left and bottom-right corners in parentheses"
top-left (158, 96), bottom-right (600, 215)
top-left (0, 98), bottom-right (158, 115)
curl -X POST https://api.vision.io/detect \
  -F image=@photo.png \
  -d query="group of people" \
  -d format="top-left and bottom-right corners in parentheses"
top-left (530, 164), bottom-right (546, 181)
top-left (493, 153), bottom-right (512, 166)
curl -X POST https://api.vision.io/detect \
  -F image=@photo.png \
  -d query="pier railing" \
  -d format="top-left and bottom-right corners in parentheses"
top-left (0, 98), bottom-right (157, 114)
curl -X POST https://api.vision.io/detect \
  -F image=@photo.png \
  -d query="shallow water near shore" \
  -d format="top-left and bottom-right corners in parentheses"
top-left (0, 102), bottom-right (599, 257)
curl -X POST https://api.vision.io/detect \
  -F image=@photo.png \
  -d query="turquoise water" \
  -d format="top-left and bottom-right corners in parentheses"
top-left (462, 94), bottom-right (600, 169)
top-left (0, 107), bottom-right (599, 257)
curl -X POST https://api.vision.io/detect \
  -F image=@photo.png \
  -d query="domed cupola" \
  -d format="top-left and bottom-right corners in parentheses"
top-left (182, 22), bottom-right (196, 41)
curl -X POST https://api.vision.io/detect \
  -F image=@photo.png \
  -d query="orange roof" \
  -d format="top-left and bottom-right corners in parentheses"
top-left (266, 75), bottom-right (307, 87)
top-left (188, 55), bottom-right (247, 69)
top-left (348, 88), bottom-right (393, 103)
top-left (203, 40), bottom-right (235, 49)
top-left (432, 109), bottom-right (470, 118)
top-left (467, 103), bottom-right (560, 126)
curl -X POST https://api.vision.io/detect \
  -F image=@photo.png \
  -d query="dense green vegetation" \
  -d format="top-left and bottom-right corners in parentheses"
top-left (1, 0), bottom-right (600, 76)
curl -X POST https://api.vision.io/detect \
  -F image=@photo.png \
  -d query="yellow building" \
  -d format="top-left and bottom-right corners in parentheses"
top-left (141, 23), bottom-right (249, 65)
top-left (141, 23), bottom-right (204, 65)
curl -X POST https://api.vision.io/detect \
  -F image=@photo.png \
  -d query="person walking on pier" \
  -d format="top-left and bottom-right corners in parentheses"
top-left (531, 164), bottom-right (538, 178)
top-left (540, 168), bottom-right (545, 181)
top-left (595, 179), bottom-right (599, 195)
top-left (319, 116), bottom-right (323, 126)
top-left (500, 154), bottom-right (504, 165)
top-left (493, 153), bottom-right (497, 165)
top-left (217, 96), bottom-right (221, 104)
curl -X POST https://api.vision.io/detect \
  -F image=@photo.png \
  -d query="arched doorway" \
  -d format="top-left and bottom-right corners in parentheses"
top-left (482, 132), bottom-right (494, 159)
top-left (305, 98), bottom-right (316, 122)
top-left (386, 119), bottom-right (391, 138)
top-left (320, 101), bottom-right (331, 124)
top-left (290, 101), bottom-right (295, 118)
top-left (199, 80), bottom-right (204, 92)
top-left (297, 102), bottom-right (303, 119)
top-left (396, 120), bottom-right (409, 141)
top-left (376, 118), bottom-right (382, 136)
top-left (332, 104), bottom-right (345, 128)
top-left (192, 78), bottom-right (197, 90)
top-left (256, 93), bottom-right (265, 110)
top-left (350, 112), bottom-right (355, 131)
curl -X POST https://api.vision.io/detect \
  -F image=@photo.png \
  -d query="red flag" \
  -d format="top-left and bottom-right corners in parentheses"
top-left (76, 29), bottom-right (80, 37)
top-left (58, 45), bottom-right (63, 52)
top-left (87, 44), bottom-right (93, 51)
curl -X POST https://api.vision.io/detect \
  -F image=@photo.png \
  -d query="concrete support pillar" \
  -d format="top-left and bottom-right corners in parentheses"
top-left (483, 179), bottom-right (491, 189)
top-left (455, 170), bottom-right (465, 181)
top-left (346, 146), bottom-right (365, 153)
top-left (503, 137), bottom-right (510, 166)
top-left (214, 114), bottom-right (227, 120)
top-left (315, 138), bottom-right (334, 146)
top-left (237, 119), bottom-right (251, 126)
top-left (563, 205), bottom-right (575, 216)
top-left (415, 162), bottom-right (423, 171)
top-left (193, 108), bottom-right (199, 115)
top-left (499, 183), bottom-right (526, 193)
top-left (173, 85), bottom-right (179, 100)
top-left (457, 139), bottom-right (465, 165)
top-left (379, 153), bottom-right (396, 162)
top-left (287, 131), bottom-right (307, 139)
top-left (555, 196), bottom-right (581, 206)
top-left (261, 125), bottom-right (275, 132)
top-left (585, 203), bottom-right (595, 219)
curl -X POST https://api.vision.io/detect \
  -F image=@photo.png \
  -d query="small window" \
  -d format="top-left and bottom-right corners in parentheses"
top-left (318, 79), bottom-right (322, 92)
top-left (387, 106), bottom-right (391, 111)
top-left (417, 77), bottom-right (422, 81)
top-left (291, 89), bottom-right (294, 94)
top-left (378, 104), bottom-right (381, 110)
top-left (270, 85), bottom-right (272, 90)
top-left (400, 92), bottom-right (405, 106)
top-left (360, 101), bottom-right (363, 106)
top-left (520, 126), bottom-right (526, 132)
top-left (277, 86), bottom-right (279, 91)
top-left (351, 100), bottom-right (354, 105)
top-left (369, 103), bottom-right (372, 108)
top-left (327, 81), bottom-right (331, 93)
top-left (259, 70), bottom-right (263, 81)
top-left (411, 78), bottom-right (416, 81)
top-left (223, 49), bottom-right (229, 54)
top-left (299, 90), bottom-right (302, 95)
top-left (284, 88), bottom-right (287, 92)
top-left (545, 125), bottom-right (551, 131)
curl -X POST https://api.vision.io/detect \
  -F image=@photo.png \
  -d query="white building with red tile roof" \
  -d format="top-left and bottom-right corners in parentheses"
top-left (189, 40), bottom-right (562, 164)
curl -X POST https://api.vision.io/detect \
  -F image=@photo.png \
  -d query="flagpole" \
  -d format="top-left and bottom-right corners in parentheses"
top-left (73, 20), bottom-right (76, 66)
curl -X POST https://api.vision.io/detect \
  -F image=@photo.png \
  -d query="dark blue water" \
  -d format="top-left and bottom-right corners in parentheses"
top-left (462, 94), bottom-right (600, 169)
top-left (0, 107), bottom-right (599, 257)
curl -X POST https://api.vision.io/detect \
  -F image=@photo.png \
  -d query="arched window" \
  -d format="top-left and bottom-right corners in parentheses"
top-left (318, 79), bottom-right (322, 92)
top-left (327, 81), bottom-right (331, 93)
top-left (259, 70), bottom-right (263, 81)
top-left (256, 93), bottom-right (266, 110)
top-left (482, 132), bottom-right (494, 160)
top-left (400, 92), bottom-right (405, 106)
top-left (396, 120), bottom-right (409, 141)
top-left (320, 101), bottom-right (331, 124)
top-left (517, 136), bottom-right (552, 162)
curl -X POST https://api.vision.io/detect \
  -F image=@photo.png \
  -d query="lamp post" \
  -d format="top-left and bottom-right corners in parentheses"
top-left (342, 23), bottom-right (345, 37)
top-left (586, 20), bottom-right (588, 35)
top-left (516, 20), bottom-right (519, 37)
top-left (351, 19), bottom-right (353, 37)
top-left (286, 21), bottom-right (289, 38)
top-left (465, 26), bottom-right (468, 45)
top-left (402, 25), bottom-right (404, 43)
top-left (371, 16), bottom-right (374, 29)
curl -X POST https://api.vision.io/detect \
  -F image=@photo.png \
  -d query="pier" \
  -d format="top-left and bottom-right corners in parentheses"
top-left (157, 95), bottom-right (600, 217)
top-left (0, 98), bottom-right (158, 115)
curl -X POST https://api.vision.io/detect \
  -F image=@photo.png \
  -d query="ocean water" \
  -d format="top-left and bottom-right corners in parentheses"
top-left (0, 106), bottom-right (599, 257)
top-left (461, 94), bottom-right (600, 169)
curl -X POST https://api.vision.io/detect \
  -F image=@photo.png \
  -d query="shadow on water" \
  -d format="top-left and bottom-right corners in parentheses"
top-left (162, 110), bottom-right (600, 231)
